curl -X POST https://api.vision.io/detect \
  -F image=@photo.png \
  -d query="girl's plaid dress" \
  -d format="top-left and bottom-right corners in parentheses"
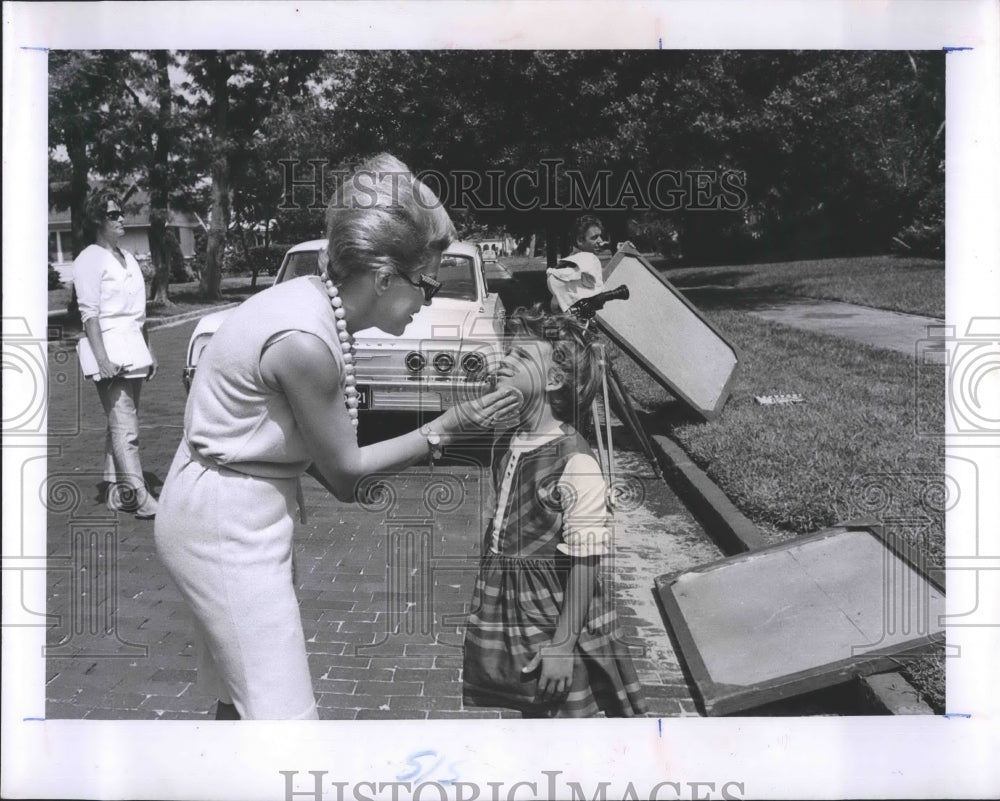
top-left (462, 423), bottom-right (647, 717)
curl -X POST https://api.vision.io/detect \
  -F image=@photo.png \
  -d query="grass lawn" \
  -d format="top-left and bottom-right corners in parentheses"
top-left (505, 253), bottom-right (944, 318)
top-left (615, 314), bottom-right (943, 549)
top-left (658, 254), bottom-right (945, 319)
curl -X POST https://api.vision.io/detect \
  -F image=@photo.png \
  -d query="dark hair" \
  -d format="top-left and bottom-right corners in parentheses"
top-left (81, 188), bottom-right (122, 245)
top-left (573, 214), bottom-right (604, 245)
top-left (506, 305), bottom-right (603, 425)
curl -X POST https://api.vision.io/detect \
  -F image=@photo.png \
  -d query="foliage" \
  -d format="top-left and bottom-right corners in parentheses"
top-left (47, 263), bottom-right (64, 290)
top-left (50, 50), bottom-right (945, 285)
top-left (316, 50), bottom-right (943, 263)
top-left (224, 244), bottom-right (290, 276)
top-left (892, 176), bottom-right (944, 257)
top-left (48, 50), bottom-right (134, 255)
top-left (163, 228), bottom-right (192, 283)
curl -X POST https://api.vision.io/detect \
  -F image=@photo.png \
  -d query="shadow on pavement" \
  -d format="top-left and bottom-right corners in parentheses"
top-left (660, 269), bottom-right (756, 288)
top-left (676, 284), bottom-right (807, 312)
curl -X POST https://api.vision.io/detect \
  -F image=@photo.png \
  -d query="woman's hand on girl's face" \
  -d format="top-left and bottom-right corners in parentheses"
top-left (444, 387), bottom-right (523, 434)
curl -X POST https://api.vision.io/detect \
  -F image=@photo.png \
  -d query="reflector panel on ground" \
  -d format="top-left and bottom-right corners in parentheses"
top-left (655, 525), bottom-right (945, 715)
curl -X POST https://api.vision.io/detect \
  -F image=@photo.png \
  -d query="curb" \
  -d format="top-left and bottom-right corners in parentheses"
top-left (646, 431), bottom-right (929, 716)
top-left (858, 672), bottom-right (935, 715)
top-left (48, 302), bottom-right (240, 348)
top-left (146, 302), bottom-right (240, 330)
top-left (649, 433), bottom-right (768, 554)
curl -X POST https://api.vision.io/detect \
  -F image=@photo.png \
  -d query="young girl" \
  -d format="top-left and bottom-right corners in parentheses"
top-left (462, 306), bottom-right (647, 718)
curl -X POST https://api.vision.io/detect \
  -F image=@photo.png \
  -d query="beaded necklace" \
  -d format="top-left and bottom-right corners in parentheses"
top-left (324, 278), bottom-right (359, 432)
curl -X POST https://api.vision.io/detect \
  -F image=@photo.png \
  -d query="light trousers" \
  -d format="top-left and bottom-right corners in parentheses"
top-left (95, 376), bottom-right (148, 501)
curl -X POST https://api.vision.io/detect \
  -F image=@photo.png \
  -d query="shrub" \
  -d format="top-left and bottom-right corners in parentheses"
top-left (892, 183), bottom-right (944, 258)
top-left (48, 262), bottom-right (63, 290)
top-left (247, 244), bottom-right (292, 275)
top-left (164, 229), bottom-right (192, 282)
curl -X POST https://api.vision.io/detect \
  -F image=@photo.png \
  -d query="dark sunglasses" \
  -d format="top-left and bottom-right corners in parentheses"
top-left (396, 271), bottom-right (443, 302)
top-left (105, 210), bottom-right (124, 221)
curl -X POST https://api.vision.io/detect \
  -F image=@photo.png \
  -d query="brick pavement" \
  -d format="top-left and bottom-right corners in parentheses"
top-left (44, 317), bottom-right (720, 720)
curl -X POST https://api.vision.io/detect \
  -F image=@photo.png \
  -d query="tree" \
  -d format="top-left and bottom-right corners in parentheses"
top-left (227, 52), bottom-right (328, 285)
top-left (145, 51), bottom-right (176, 306)
top-left (181, 51), bottom-right (327, 298)
top-left (182, 51), bottom-right (236, 300)
top-left (48, 51), bottom-right (133, 257)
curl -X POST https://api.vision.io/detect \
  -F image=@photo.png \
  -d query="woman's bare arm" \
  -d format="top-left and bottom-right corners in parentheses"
top-left (263, 332), bottom-right (520, 501)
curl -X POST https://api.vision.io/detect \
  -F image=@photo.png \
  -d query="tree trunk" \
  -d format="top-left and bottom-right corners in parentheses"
top-left (148, 51), bottom-right (175, 307)
top-left (545, 223), bottom-right (560, 269)
top-left (200, 53), bottom-right (230, 301)
top-left (66, 135), bottom-right (90, 324)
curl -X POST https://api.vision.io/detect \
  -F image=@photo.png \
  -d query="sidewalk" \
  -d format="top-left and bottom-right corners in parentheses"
top-left (744, 299), bottom-right (942, 355)
top-left (677, 285), bottom-right (943, 356)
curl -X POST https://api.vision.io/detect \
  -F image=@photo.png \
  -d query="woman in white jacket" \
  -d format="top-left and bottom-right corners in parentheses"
top-left (73, 189), bottom-right (158, 519)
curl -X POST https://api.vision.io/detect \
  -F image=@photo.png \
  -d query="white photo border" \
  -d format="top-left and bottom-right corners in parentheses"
top-left (3, 2), bottom-right (998, 799)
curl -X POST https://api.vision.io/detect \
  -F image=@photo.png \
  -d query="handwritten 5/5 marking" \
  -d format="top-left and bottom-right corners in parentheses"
top-left (397, 750), bottom-right (461, 787)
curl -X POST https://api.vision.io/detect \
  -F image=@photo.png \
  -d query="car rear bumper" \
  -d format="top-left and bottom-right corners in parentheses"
top-left (182, 370), bottom-right (492, 410)
top-left (360, 378), bottom-right (491, 412)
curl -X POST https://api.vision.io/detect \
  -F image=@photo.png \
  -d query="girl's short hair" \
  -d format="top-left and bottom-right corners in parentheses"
top-left (506, 305), bottom-right (603, 425)
top-left (325, 153), bottom-right (456, 282)
top-left (81, 188), bottom-right (122, 245)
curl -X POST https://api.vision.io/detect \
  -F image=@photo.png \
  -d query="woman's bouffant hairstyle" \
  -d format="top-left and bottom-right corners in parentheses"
top-left (506, 305), bottom-right (604, 425)
top-left (324, 153), bottom-right (456, 282)
top-left (81, 188), bottom-right (123, 245)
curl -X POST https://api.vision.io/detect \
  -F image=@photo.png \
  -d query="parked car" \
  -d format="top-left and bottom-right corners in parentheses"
top-left (475, 240), bottom-right (504, 263)
top-left (182, 240), bottom-right (507, 421)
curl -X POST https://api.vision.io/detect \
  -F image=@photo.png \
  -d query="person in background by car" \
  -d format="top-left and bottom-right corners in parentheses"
top-left (154, 153), bottom-right (521, 721)
top-left (73, 188), bottom-right (159, 519)
top-left (547, 215), bottom-right (608, 313)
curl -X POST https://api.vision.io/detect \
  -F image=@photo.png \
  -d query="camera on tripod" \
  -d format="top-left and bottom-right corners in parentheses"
top-left (568, 285), bottom-right (630, 320)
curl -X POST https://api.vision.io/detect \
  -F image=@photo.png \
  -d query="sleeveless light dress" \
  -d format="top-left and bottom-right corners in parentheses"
top-left (154, 276), bottom-right (344, 719)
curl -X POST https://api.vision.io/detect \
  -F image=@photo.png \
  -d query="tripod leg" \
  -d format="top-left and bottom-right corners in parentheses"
top-left (595, 343), bottom-right (616, 510)
top-left (607, 364), bottom-right (662, 477)
top-left (591, 401), bottom-right (607, 479)
top-left (601, 360), bottom-right (615, 509)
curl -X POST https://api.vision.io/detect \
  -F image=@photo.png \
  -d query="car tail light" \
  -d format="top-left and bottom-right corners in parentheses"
top-left (405, 352), bottom-right (426, 373)
top-left (461, 352), bottom-right (486, 376)
top-left (433, 352), bottom-right (455, 374)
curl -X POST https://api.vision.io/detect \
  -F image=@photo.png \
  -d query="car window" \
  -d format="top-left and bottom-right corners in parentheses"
top-left (280, 250), bottom-right (322, 282)
top-left (436, 254), bottom-right (478, 301)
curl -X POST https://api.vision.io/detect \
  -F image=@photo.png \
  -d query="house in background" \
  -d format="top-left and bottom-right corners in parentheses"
top-left (48, 190), bottom-right (203, 283)
top-left (472, 234), bottom-right (516, 262)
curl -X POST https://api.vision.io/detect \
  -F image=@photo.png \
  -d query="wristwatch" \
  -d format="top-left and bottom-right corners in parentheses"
top-left (420, 426), bottom-right (444, 461)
